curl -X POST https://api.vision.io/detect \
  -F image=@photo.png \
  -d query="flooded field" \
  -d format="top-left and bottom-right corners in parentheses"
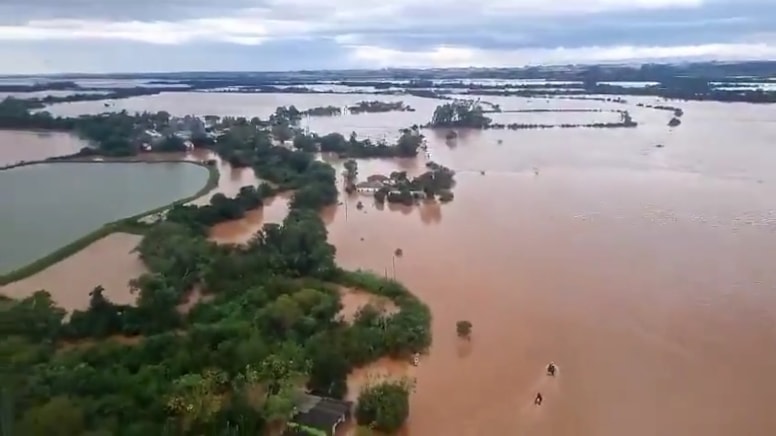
top-left (0, 129), bottom-right (87, 166)
top-left (40, 92), bottom-right (444, 122)
top-left (3, 91), bottom-right (776, 435)
top-left (0, 232), bottom-right (146, 312)
top-left (0, 161), bottom-right (209, 273)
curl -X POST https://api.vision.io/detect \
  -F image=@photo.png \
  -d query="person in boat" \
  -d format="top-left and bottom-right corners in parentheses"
top-left (535, 392), bottom-right (543, 405)
top-left (547, 362), bottom-right (557, 376)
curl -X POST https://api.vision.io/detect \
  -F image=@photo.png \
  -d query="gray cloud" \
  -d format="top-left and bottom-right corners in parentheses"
top-left (0, 0), bottom-right (264, 23)
top-left (0, 0), bottom-right (774, 73)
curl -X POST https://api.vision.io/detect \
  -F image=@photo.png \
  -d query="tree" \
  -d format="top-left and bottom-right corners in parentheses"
top-left (0, 290), bottom-right (65, 341)
top-left (355, 379), bottom-right (413, 433)
top-left (265, 295), bottom-right (303, 333)
top-left (396, 129), bottom-right (423, 157)
top-left (65, 285), bottom-right (125, 338)
top-left (271, 123), bottom-right (294, 143)
top-left (166, 370), bottom-right (228, 432)
top-left (456, 320), bottom-right (472, 338)
top-left (318, 132), bottom-right (347, 153)
top-left (293, 133), bottom-right (318, 152)
top-left (157, 135), bottom-right (187, 152)
top-left (17, 397), bottom-right (85, 436)
top-left (343, 159), bottom-right (358, 183)
top-left (430, 101), bottom-right (491, 128)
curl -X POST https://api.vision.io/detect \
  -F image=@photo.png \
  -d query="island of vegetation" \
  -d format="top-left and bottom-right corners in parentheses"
top-left (0, 102), bottom-right (433, 434)
top-left (375, 163), bottom-right (456, 205)
top-left (0, 99), bottom-right (426, 163)
top-left (301, 105), bottom-right (342, 117)
top-left (426, 100), bottom-right (638, 130)
top-left (348, 101), bottom-right (415, 114)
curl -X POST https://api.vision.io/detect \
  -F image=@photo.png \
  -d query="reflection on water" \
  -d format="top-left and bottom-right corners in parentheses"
top-left (4, 93), bottom-right (776, 435)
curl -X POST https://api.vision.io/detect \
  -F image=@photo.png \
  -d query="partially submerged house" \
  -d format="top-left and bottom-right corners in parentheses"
top-left (366, 174), bottom-right (390, 183)
top-left (285, 394), bottom-right (353, 436)
top-left (355, 180), bottom-right (385, 194)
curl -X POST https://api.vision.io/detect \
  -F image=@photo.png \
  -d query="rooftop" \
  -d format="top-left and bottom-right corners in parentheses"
top-left (288, 394), bottom-right (352, 436)
top-left (356, 180), bottom-right (385, 189)
top-left (366, 174), bottom-right (390, 182)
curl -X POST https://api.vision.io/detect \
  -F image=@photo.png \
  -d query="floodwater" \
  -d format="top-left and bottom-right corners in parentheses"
top-left (4, 92), bottom-right (776, 435)
top-left (40, 91), bottom-right (445, 122)
top-left (179, 95), bottom-right (776, 435)
top-left (0, 90), bottom-right (111, 100)
top-left (337, 286), bottom-right (399, 324)
top-left (324, 99), bottom-right (776, 436)
top-left (0, 129), bottom-right (87, 166)
top-left (0, 161), bottom-right (209, 273)
top-left (0, 232), bottom-right (146, 312)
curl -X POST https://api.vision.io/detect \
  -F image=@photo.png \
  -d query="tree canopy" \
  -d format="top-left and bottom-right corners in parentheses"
top-left (0, 145), bottom-right (431, 434)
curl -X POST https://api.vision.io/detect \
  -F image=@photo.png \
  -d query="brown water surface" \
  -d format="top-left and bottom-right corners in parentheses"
top-left (0, 129), bottom-right (86, 165)
top-left (0, 232), bottom-right (146, 312)
top-left (167, 97), bottom-right (776, 436)
top-left (5, 94), bottom-right (776, 435)
top-left (323, 99), bottom-right (776, 436)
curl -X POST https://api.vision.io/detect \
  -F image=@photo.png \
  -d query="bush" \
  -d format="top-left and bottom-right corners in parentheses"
top-left (355, 379), bottom-right (413, 433)
top-left (456, 320), bottom-right (472, 338)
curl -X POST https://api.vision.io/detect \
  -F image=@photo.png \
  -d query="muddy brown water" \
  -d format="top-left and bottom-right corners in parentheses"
top-left (4, 94), bottom-right (776, 435)
top-left (0, 129), bottom-right (87, 166)
top-left (0, 232), bottom-right (146, 312)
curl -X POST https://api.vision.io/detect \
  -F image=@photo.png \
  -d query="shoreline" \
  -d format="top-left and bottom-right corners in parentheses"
top-left (0, 156), bottom-right (219, 286)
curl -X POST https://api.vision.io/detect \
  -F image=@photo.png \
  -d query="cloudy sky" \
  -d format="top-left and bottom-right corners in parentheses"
top-left (0, 0), bottom-right (775, 74)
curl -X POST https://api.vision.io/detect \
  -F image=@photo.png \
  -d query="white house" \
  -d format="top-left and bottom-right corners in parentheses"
top-left (355, 181), bottom-right (385, 194)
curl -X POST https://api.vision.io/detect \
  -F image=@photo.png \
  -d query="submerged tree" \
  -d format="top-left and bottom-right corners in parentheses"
top-left (355, 379), bottom-right (414, 433)
top-left (456, 320), bottom-right (472, 339)
top-left (430, 100), bottom-right (491, 128)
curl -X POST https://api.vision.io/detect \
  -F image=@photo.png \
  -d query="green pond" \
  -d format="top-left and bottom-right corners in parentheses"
top-left (0, 162), bottom-right (209, 274)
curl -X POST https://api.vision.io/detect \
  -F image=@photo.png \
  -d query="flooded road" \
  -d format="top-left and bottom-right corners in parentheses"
top-left (4, 93), bottom-right (776, 435)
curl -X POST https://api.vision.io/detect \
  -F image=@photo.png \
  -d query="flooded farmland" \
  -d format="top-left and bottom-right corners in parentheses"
top-left (0, 129), bottom-right (87, 166)
top-left (4, 91), bottom-right (776, 435)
